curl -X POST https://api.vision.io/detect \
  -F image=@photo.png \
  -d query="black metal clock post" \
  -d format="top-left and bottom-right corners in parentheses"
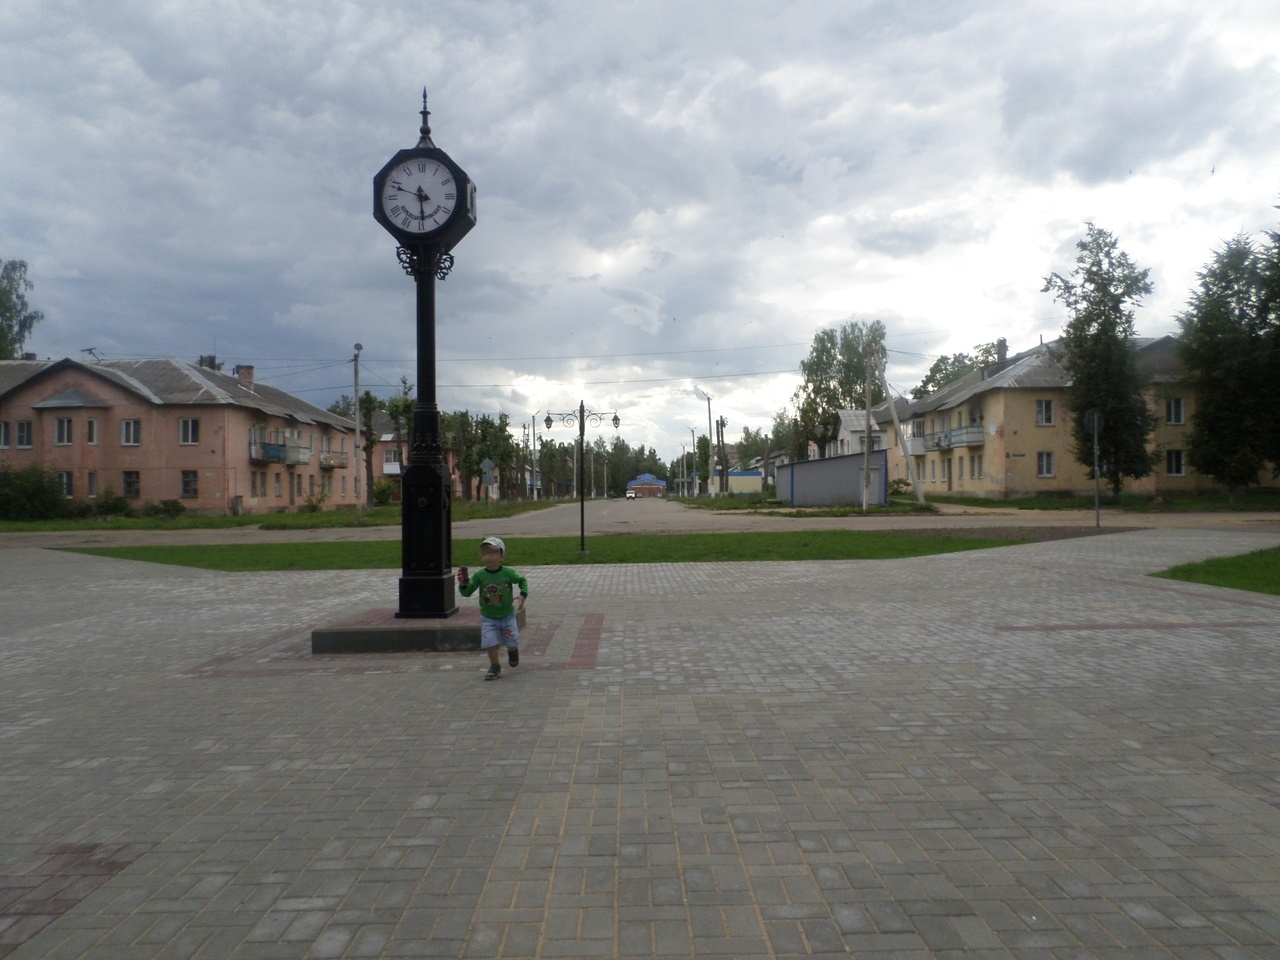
top-left (373, 93), bottom-right (476, 618)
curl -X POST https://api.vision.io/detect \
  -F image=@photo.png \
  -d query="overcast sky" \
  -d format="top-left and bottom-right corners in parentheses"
top-left (4, 0), bottom-right (1279, 461)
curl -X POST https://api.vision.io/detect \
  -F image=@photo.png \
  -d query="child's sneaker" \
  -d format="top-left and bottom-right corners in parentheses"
top-left (508, 646), bottom-right (519, 667)
top-left (484, 663), bottom-right (501, 681)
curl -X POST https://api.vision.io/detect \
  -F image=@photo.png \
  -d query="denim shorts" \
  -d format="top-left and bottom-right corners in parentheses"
top-left (480, 613), bottom-right (520, 650)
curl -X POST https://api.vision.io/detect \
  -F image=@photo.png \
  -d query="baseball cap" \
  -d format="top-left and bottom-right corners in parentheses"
top-left (480, 536), bottom-right (506, 553)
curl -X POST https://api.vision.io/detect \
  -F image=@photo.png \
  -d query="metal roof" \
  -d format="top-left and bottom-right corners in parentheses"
top-left (0, 357), bottom-right (354, 431)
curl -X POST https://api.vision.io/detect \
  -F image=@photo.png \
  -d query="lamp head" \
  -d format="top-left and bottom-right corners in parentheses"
top-left (544, 414), bottom-right (553, 430)
top-left (611, 414), bottom-right (620, 429)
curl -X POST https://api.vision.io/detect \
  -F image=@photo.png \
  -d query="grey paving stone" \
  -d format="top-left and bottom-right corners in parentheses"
top-left (2, 527), bottom-right (1280, 958)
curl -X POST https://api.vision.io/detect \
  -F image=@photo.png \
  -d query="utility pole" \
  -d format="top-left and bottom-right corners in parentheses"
top-left (704, 392), bottom-right (716, 498)
top-left (689, 427), bottom-right (697, 495)
top-left (881, 359), bottom-right (925, 504)
top-left (531, 412), bottom-right (539, 500)
top-left (353, 343), bottom-right (363, 521)
top-left (863, 340), bottom-right (874, 513)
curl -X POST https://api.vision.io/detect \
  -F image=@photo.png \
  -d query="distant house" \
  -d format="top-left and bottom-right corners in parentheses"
top-left (822, 409), bottom-right (886, 458)
top-left (0, 356), bottom-right (359, 514)
top-left (872, 335), bottom-right (1280, 498)
top-left (626, 473), bottom-right (667, 498)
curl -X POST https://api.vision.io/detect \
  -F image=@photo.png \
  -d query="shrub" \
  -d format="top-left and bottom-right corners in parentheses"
top-left (94, 488), bottom-right (134, 518)
top-left (64, 499), bottom-right (96, 519)
top-left (0, 466), bottom-right (67, 520)
top-left (373, 479), bottom-right (396, 507)
top-left (142, 499), bottom-right (186, 519)
top-left (888, 478), bottom-right (913, 496)
top-left (300, 490), bottom-right (329, 513)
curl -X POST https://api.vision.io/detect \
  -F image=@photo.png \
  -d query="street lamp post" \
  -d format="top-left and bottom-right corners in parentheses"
top-left (544, 400), bottom-right (620, 553)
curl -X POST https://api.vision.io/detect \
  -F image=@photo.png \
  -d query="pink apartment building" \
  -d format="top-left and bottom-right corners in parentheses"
top-left (0, 357), bottom-right (360, 514)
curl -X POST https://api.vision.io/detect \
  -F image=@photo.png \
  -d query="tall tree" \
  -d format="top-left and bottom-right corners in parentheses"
top-left (384, 376), bottom-right (415, 471)
top-left (1, 260), bottom-right (45, 359)
top-left (358, 390), bottom-right (385, 507)
top-left (474, 413), bottom-right (518, 499)
top-left (327, 394), bottom-right (355, 418)
top-left (910, 342), bottom-right (1000, 399)
top-left (442, 411), bottom-right (477, 500)
top-left (792, 319), bottom-right (886, 457)
top-left (1258, 220), bottom-right (1280, 469)
top-left (1043, 224), bottom-right (1158, 496)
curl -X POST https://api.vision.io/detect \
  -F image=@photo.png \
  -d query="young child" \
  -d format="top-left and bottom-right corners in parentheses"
top-left (457, 536), bottom-right (529, 680)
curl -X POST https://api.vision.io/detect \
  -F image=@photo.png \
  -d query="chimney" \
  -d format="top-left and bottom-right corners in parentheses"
top-left (22, 352), bottom-right (38, 361)
top-left (996, 337), bottom-right (1008, 362)
top-left (233, 364), bottom-right (255, 391)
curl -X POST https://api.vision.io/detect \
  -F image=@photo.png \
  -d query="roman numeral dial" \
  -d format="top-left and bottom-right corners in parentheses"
top-left (379, 159), bottom-right (458, 234)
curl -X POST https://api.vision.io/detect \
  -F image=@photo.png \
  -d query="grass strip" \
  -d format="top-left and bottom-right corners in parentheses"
top-left (1151, 545), bottom-right (1280, 596)
top-left (65, 530), bottom-right (1020, 572)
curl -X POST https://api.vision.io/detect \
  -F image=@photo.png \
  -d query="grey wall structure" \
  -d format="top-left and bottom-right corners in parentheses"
top-left (775, 450), bottom-right (888, 507)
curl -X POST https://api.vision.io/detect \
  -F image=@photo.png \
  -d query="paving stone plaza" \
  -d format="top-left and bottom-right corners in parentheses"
top-left (3, 523), bottom-right (1280, 958)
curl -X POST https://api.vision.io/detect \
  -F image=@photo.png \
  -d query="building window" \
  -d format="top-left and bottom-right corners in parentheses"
top-left (1035, 399), bottom-right (1054, 426)
top-left (1166, 398), bottom-right (1184, 425)
top-left (86, 419), bottom-right (97, 445)
top-left (274, 473), bottom-right (282, 497)
top-left (181, 470), bottom-right (199, 498)
top-left (1167, 449), bottom-right (1185, 476)
top-left (1037, 451), bottom-right (1054, 477)
top-left (971, 454), bottom-right (983, 479)
top-left (0, 421), bottom-right (9, 447)
top-left (308, 474), bottom-right (316, 495)
top-left (17, 420), bottom-right (33, 447)
top-left (123, 471), bottom-right (140, 499)
top-left (121, 419), bottom-right (142, 445)
top-left (341, 475), bottom-right (347, 496)
top-left (55, 417), bottom-right (73, 445)
top-left (957, 456), bottom-right (964, 484)
top-left (179, 418), bottom-right (200, 445)
top-left (57, 471), bottom-right (73, 497)
top-left (930, 460), bottom-right (936, 481)
top-left (384, 447), bottom-right (401, 465)
top-left (87, 472), bottom-right (98, 497)
top-left (294, 474), bottom-right (303, 497)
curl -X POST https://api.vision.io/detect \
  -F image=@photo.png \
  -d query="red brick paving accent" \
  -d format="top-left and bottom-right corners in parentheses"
top-left (566, 612), bottom-right (604, 669)
top-left (0, 842), bottom-right (151, 957)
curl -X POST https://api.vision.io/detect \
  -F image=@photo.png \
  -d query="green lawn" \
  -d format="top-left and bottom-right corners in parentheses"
top-left (1152, 545), bottom-right (1280, 596)
top-left (66, 530), bottom-right (1019, 572)
top-left (923, 491), bottom-right (1280, 512)
top-left (0, 499), bottom-right (556, 533)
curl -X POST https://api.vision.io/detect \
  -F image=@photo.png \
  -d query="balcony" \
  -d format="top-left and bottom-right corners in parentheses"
top-left (925, 425), bottom-right (985, 451)
top-left (283, 442), bottom-right (312, 465)
top-left (249, 442), bottom-right (286, 463)
top-left (950, 424), bottom-right (985, 447)
top-left (249, 440), bottom-right (312, 464)
top-left (319, 451), bottom-right (349, 470)
top-left (901, 436), bottom-right (925, 457)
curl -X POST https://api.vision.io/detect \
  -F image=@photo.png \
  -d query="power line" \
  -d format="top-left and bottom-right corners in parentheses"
top-left (287, 366), bottom-right (802, 395)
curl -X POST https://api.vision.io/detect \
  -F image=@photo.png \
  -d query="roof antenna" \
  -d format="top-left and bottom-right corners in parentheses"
top-left (81, 347), bottom-right (103, 361)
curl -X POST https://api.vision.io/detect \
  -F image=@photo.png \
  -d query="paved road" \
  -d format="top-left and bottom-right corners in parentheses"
top-left (3, 496), bottom-right (1278, 550)
top-left (2, 524), bottom-right (1280, 957)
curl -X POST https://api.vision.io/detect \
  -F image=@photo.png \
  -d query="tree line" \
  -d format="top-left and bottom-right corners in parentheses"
top-left (776, 216), bottom-right (1280, 498)
top-left (328, 389), bottom-right (669, 503)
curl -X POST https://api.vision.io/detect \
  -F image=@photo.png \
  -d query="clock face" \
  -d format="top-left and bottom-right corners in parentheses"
top-left (380, 158), bottom-right (458, 234)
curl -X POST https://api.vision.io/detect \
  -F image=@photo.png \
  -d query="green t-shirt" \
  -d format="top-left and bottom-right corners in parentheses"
top-left (459, 565), bottom-right (529, 619)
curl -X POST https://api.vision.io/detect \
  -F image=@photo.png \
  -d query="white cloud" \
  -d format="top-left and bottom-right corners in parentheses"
top-left (3, 0), bottom-right (1280, 459)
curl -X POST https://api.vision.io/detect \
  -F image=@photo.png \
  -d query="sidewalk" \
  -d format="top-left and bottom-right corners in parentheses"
top-left (2, 527), bottom-right (1280, 957)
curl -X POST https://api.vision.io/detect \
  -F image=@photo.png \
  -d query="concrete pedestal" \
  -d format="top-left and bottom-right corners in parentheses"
top-left (311, 606), bottom-right (526, 654)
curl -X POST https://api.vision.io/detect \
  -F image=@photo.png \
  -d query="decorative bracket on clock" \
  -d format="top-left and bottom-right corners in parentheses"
top-left (397, 246), bottom-right (455, 281)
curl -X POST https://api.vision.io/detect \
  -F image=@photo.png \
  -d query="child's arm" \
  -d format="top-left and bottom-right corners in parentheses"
top-left (513, 569), bottom-right (529, 610)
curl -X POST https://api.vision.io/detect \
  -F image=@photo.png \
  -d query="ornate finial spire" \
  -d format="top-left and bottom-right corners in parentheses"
top-left (417, 87), bottom-right (435, 147)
